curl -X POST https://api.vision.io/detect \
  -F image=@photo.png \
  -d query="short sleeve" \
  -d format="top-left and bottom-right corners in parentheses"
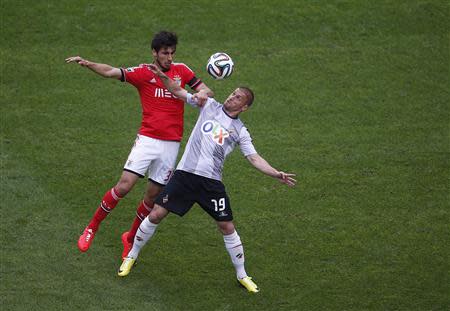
top-left (122, 65), bottom-right (147, 87)
top-left (239, 127), bottom-right (257, 157)
top-left (179, 63), bottom-right (195, 84)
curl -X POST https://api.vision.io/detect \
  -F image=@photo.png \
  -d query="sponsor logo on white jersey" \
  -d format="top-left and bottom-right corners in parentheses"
top-left (201, 120), bottom-right (229, 145)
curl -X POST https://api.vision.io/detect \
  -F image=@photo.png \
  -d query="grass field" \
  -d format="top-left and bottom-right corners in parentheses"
top-left (1, 1), bottom-right (449, 310)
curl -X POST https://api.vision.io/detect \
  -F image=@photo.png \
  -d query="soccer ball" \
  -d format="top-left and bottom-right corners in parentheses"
top-left (206, 52), bottom-right (234, 80)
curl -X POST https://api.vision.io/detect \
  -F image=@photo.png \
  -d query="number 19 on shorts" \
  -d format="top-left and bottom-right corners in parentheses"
top-left (211, 198), bottom-right (226, 212)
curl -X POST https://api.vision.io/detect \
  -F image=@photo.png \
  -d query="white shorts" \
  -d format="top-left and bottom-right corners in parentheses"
top-left (123, 134), bottom-right (180, 185)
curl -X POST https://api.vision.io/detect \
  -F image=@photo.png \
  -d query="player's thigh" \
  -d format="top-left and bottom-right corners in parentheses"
top-left (197, 180), bottom-right (233, 222)
top-left (148, 204), bottom-right (170, 223)
top-left (124, 135), bottom-right (162, 177)
top-left (154, 170), bottom-right (196, 217)
top-left (147, 140), bottom-right (180, 185)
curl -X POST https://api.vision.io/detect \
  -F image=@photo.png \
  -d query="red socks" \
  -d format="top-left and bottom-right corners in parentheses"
top-left (88, 187), bottom-right (122, 232)
top-left (127, 200), bottom-right (153, 243)
top-left (85, 189), bottom-right (153, 243)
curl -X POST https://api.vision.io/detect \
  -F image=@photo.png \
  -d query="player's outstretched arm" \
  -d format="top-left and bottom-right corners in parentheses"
top-left (147, 64), bottom-right (188, 101)
top-left (191, 89), bottom-right (210, 107)
top-left (195, 82), bottom-right (214, 98)
top-left (65, 56), bottom-right (122, 79)
top-left (246, 154), bottom-right (297, 187)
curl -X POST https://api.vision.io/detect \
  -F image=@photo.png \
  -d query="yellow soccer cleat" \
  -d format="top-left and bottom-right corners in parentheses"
top-left (118, 257), bottom-right (136, 277)
top-left (238, 276), bottom-right (260, 293)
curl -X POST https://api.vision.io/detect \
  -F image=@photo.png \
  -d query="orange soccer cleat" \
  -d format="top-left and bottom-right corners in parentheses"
top-left (78, 227), bottom-right (95, 252)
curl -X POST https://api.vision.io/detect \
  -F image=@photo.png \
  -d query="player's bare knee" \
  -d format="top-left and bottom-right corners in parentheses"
top-left (143, 189), bottom-right (160, 204)
top-left (115, 176), bottom-right (138, 196)
top-left (115, 181), bottom-right (132, 197)
top-left (145, 182), bottom-right (163, 202)
top-left (148, 204), bottom-right (167, 224)
top-left (217, 221), bottom-right (235, 235)
top-left (147, 214), bottom-right (160, 224)
top-left (143, 195), bottom-right (155, 205)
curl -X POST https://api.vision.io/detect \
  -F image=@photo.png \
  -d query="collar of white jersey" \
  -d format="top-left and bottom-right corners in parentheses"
top-left (221, 106), bottom-right (238, 119)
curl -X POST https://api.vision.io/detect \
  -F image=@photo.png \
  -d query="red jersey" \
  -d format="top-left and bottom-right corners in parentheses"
top-left (121, 63), bottom-right (202, 141)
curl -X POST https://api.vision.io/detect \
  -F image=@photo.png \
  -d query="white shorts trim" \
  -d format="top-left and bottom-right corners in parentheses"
top-left (123, 135), bottom-right (180, 185)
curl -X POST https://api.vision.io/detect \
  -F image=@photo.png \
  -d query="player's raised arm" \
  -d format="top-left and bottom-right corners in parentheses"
top-left (194, 82), bottom-right (214, 98)
top-left (65, 56), bottom-right (122, 79)
top-left (246, 153), bottom-right (297, 187)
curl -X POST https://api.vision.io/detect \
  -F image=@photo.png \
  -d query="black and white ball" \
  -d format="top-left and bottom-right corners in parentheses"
top-left (206, 52), bottom-right (234, 80)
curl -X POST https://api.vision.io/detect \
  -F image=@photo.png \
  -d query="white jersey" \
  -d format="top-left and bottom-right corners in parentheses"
top-left (177, 94), bottom-right (257, 181)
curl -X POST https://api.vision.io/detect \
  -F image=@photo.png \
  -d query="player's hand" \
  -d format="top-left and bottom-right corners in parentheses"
top-left (192, 89), bottom-right (209, 107)
top-left (65, 56), bottom-right (90, 67)
top-left (147, 63), bottom-right (164, 77)
top-left (277, 171), bottom-right (297, 187)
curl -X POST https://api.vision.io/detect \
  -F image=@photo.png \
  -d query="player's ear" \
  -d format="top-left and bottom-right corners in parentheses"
top-left (152, 49), bottom-right (157, 58)
top-left (241, 104), bottom-right (249, 113)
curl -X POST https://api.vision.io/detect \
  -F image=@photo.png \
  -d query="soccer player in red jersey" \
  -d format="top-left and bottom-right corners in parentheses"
top-left (65, 31), bottom-right (213, 257)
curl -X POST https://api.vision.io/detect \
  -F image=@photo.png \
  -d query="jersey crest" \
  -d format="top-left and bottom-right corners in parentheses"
top-left (173, 75), bottom-right (182, 86)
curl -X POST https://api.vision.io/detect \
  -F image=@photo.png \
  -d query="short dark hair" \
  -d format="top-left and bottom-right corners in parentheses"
top-left (151, 31), bottom-right (178, 52)
top-left (239, 86), bottom-right (254, 106)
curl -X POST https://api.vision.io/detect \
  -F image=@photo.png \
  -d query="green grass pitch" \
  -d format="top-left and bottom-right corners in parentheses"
top-left (1, 1), bottom-right (449, 310)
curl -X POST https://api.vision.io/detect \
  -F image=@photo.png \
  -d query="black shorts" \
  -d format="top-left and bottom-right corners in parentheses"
top-left (154, 170), bottom-right (233, 221)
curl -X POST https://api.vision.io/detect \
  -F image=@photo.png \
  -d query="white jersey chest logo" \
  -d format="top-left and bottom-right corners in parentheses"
top-left (201, 120), bottom-right (230, 145)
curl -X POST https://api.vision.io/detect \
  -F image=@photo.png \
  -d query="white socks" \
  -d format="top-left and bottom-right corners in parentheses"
top-left (223, 230), bottom-right (247, 279)
top-left (127, 220), bottom-right (248, 280)
top-left (128, 217), bottom-right (158, 259)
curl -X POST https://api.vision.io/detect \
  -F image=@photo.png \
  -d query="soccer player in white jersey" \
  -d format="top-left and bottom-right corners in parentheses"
top-left (118, 64), bottom-right (297, 293)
